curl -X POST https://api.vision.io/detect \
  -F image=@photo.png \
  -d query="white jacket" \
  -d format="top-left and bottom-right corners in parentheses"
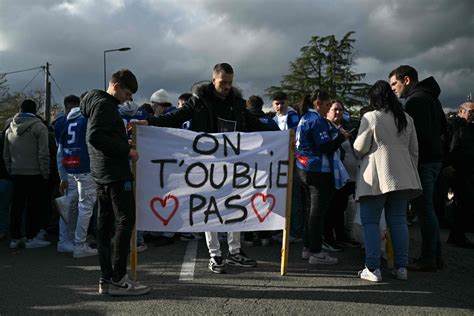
top-left (353, 110), bottom-right (422, 200)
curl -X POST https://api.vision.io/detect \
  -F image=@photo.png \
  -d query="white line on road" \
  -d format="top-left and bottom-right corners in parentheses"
top-left (179, 240), bottom-right (198, 281)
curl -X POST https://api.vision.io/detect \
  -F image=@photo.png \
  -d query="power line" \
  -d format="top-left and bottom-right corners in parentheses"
top-left (20, 69), bottom-right (43, 93)
top-left (48, 72), bottom-right (65, 97)
top-left (1, 66), bottom-right (43, 76)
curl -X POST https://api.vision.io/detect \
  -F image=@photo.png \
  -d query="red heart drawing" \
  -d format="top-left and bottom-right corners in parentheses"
top-left (149, 195), bottom-right (179, 226)
top-left (251, 193), bottom-right (276, 223)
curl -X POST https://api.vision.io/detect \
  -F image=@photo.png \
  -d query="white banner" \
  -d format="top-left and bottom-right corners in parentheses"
top-left (136, 126), bottom-right (290, 232)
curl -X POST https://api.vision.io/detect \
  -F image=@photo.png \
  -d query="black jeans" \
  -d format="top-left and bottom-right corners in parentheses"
top-left (324, 181), bottom-right (355, 241)
top-left (299, 170), bottom-right (335, 253)
top-left (10, 175), bottom-right (45, 239)
top-left (451, 169), bottom-right (474, 238)
top-left (96, 180), bottom-right (135, 282)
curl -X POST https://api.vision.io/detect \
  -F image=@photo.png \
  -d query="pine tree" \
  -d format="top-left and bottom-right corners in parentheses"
top-left (266, 31), bottom-right (370, 109)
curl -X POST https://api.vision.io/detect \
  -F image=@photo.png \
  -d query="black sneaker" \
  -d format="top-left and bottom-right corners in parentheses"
top-left (154, 236), bottom-right (174, 247)
top-left (322, 240), bottom-right (343, 252)
top-left (99, 278), bottom-right (111, 294)
top-left (209, 256), bottom-right (226, 274)
top-left (226, 250), bottom-right (257, 267)
top-left (179, 233), bottom-right (195, 242)
top-left (336, 238), bottom-right (361, 248)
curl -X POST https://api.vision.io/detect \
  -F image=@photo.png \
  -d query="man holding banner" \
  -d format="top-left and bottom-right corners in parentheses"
top-left (81, 69), bottom-right (150, 295)
top-left (137, 63), bottom-right (276, 273)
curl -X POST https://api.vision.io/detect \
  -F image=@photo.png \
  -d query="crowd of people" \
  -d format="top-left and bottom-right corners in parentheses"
top-left (1, 63), bottom-right (473, 296)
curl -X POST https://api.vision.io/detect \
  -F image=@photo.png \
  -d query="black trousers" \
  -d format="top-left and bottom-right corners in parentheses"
top-left (451, 170), bottom-right (474, 237)
top-left (299, 170), bottom-right (335, 253)
top-left (96, 180), bottom-right (135, 282)
top-left (10, 175), bottom-right (45, 239)
top-left (324, 181), bottom-right (355, 241)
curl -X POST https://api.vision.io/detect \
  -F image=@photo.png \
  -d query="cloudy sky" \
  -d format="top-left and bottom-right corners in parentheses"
top-left (1, 0), bottom-right (473, 111)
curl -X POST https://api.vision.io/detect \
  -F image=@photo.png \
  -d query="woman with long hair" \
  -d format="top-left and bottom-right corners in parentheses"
top-left (295, 90), bottom-right (350, 265)
top-left (354, 80), bottom-right (421, 282)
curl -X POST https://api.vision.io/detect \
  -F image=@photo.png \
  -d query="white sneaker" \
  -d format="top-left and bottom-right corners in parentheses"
top-left (37, 229), bottom-right (48, 241)
top-left (109, 274), bottom-right (151, 296)
top-left (57, 241), bottom-right (75, 253)
top-left (358, 267), bottom-right (382, 282)
top-left (309, 251), bottom-right (339, 265)
top-left (302, 247), bottom-right (311, 260)
top-left (9, 237), bottom-right (26, 249)
top-left (25, 237), bottom-right (51, 249)
top-left (136, 243), bottom-right (148, 253)
top-left (73, 244), bottom-right (98, 258)
top-left (392, 268), bottom-right (408, 280)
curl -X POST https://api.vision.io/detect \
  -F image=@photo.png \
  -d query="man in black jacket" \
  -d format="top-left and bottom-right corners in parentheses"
top-left (445, 101), bottom-right (474, 248)
top-left (138, 63), bottom-right (274, 274)
top-left (80, 69), bottom-right (150, 296)
top-left (389, 65), bottom-right (448, 272)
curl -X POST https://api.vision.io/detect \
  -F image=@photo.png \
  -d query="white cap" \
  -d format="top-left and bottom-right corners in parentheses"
top-left (150, 89), bottom-right (171, 104)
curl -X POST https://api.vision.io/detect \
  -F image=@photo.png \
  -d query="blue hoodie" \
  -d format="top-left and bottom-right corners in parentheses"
top-left (273, 107), bottom-right (300, 130)
top-left (119, 101), bottom-right (151, 139)
top-left (57, 107), bottom-right (90, 176)
top-left (295, 109), bottom-right (344, 173)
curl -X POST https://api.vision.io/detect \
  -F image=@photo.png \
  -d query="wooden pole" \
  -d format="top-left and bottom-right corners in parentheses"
top-left (130, 124), bottom-right (138, 280)
top-left (44, 62), bottom-right (51, 125)
top-left (281, 129), bottom-right (295, 276)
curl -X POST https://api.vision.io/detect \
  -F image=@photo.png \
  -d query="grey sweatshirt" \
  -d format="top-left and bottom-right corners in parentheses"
top-left (3, 112), bottom-right (50, 178)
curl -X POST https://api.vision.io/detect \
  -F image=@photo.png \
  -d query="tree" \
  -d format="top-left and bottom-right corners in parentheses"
top-left (0, 89), bottom-right (60, 130)
top-left (266, 31), bottom-right (370, 109)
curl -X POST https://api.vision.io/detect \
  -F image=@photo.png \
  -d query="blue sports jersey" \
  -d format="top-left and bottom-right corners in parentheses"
top-left (119, 102), bottom-right (151, 139)
top-left (295, 109), bottom-right (339, 173)
top-left (59, 108), bottom-right (90, 174)
top-left (53, 114), bottom-right (67, 145)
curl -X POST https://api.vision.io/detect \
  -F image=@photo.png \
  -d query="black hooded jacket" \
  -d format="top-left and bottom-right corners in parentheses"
top-left (80, 90), bottom-right (133, 185)
top-left (404, 76), bottom-right (447, 164)
top-left (147, 82), bottom-right (274, 133)
top-left (446, 116), bottom-right (474, 171)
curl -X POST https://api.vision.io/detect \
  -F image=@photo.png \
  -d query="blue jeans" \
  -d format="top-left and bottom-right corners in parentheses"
top-left (0, 179), bottom-right (13, 234)
top-left (359, 190), bottom-right (410, 270)
top-left (411, 162), bottom-right (442, 262)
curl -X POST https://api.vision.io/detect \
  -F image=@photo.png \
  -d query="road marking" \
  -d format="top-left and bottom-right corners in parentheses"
top-left (179, 240), bottom-right (198, 281)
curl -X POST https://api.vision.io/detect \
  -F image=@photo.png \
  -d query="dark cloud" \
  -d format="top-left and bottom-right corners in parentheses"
top-left (1, 0), bottom-right (472, 110)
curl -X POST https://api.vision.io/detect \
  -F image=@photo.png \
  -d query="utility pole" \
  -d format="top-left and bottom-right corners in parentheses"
top-left (44, 62), bottom-right (51, 125)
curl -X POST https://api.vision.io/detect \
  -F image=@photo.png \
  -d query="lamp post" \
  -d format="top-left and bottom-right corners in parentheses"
top-left (103, 47), bottom-right (131, 90)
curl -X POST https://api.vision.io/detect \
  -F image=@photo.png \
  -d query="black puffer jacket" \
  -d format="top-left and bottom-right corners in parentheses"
top-left (147, 82), bottom-right (274, 133)
top-left (446, 116), bottom-right (474, 171)
top-left (404, 76), bottom-right (447, 163)
top-left (80, 90), bottom-right (133, 185)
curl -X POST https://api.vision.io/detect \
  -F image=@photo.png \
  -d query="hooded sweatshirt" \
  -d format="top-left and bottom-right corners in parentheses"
top-left (272, 106), bottom-right (300, 130)
top-left (3, 112), bottom-right (50, 178)
top-left (80, 90), bottom-right (133, 185)
top-left (119, 101), bottom-right (150, 139)
top-left (404, 76), bottom-right (447, 163)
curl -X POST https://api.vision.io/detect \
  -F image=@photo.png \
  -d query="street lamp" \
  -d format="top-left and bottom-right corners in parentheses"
top-left (103, 47), bottom-right (131, 90)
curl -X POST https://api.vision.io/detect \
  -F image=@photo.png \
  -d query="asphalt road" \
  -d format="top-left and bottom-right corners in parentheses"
top-left (1, 227), bottom-right (473, 315)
